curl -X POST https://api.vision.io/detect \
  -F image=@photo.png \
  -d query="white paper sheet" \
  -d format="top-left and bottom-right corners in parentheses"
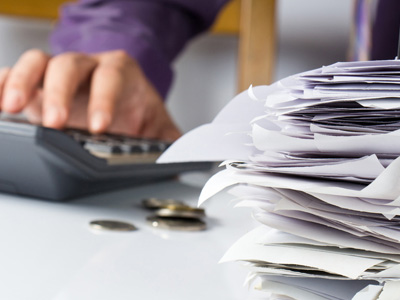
top-left (220, 230), bottom-right (383, 279)
top-left (161, 59), bottom-right (400, 298)
top-left (260, 276), bottom-right (376, 300)
top-left (158, 86), bottom-right (271, 163)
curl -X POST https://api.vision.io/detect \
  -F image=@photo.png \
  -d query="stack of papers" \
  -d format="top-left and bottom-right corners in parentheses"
top-left (160, 60), bottom-right (400, 299)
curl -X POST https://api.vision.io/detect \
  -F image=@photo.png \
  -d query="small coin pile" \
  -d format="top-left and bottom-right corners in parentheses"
top-left (142, 198), bottom-right (206, 231)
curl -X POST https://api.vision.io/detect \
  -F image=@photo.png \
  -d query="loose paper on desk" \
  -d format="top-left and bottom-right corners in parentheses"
top-left (158, 59), bottom-right (400, 299)
top-left (158, 85), bottom-right (276, 163)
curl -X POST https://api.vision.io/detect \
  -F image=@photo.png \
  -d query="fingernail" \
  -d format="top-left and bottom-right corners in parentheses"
top-left (3, 89), bottom-right (24, 113)
top-left (43, 105), bottom-right (66, 128)
top-left (90, 111), bottom-right (110, 133)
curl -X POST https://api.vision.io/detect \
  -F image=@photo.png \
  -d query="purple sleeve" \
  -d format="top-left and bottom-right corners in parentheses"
top-left (370, 0), bottom-right (400, 60)
top-left (50, 0), bottom-right (229, 98)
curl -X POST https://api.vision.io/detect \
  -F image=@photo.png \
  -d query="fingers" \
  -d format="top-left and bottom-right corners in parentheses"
top-left (142, 121), bottom-right (181, 141)
top-left (23, 89), bottom-right (44, 124)
top-left (43, 53), bottom-right (97, 129)
top-left (2, 49), bottom-right (49, 113)
top-left (0, 67), bottom-right (10, 109)
top-left (1, 49), bottom-right (178, 141)
top-left (88, 51), bottom-right (130, 133)
top-left (141, 107), bottom-right (182, 141)
top-left (160, 124), bottom-right (182, 141)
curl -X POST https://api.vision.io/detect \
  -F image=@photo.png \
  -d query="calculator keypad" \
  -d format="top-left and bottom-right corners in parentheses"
top-left (64, 129), bottom-right (171, 164)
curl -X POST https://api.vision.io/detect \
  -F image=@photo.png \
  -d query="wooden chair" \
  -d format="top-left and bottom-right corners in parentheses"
top-left (0, 0), bottom-right (66, 19)
top-left (0, 0), bottom-right (276, 91)
top-left (214, 0), bottom-right (276, 91)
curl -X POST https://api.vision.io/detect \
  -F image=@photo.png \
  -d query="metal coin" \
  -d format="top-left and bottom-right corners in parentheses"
top-left (156, 206), bottom-right (206, 219)
top-left (146, 216), bottom-right (206, 231)
top-left (90, 220), bottom-right (137, 232)
top-left (142, 198), bottom-right (188, 209)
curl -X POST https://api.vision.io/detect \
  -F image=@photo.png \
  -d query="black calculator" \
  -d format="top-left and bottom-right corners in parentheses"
top-left (0, 117), bottom-right (212, 201)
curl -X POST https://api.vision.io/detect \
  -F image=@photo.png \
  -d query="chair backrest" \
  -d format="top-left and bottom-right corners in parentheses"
top-left (0, 0), bottom-right (67, 19)
top-left (0, 0), bottom-right (276, 91)
top-left (212, 0), bottom-right (277, 91)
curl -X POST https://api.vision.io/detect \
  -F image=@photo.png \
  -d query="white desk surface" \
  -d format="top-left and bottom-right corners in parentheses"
top-left (0, 171), bottom-right (261, 300)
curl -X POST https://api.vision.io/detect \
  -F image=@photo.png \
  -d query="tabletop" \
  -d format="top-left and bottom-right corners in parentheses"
top-left (0, 171), bottom-right (261, 300)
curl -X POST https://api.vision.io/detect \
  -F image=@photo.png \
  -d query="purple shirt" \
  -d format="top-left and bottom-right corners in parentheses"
top-left (51, 0), bottom-right (229, 98)
top-left (350, 0), bottom-right (400, 61)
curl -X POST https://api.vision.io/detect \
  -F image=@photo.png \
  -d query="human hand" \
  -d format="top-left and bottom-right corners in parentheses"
top-left (0, 49), bottom-right (181, 141)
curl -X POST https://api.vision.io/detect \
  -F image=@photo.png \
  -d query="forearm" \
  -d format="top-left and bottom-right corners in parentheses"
top-left (50, 0), bottom-right (229, 98)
